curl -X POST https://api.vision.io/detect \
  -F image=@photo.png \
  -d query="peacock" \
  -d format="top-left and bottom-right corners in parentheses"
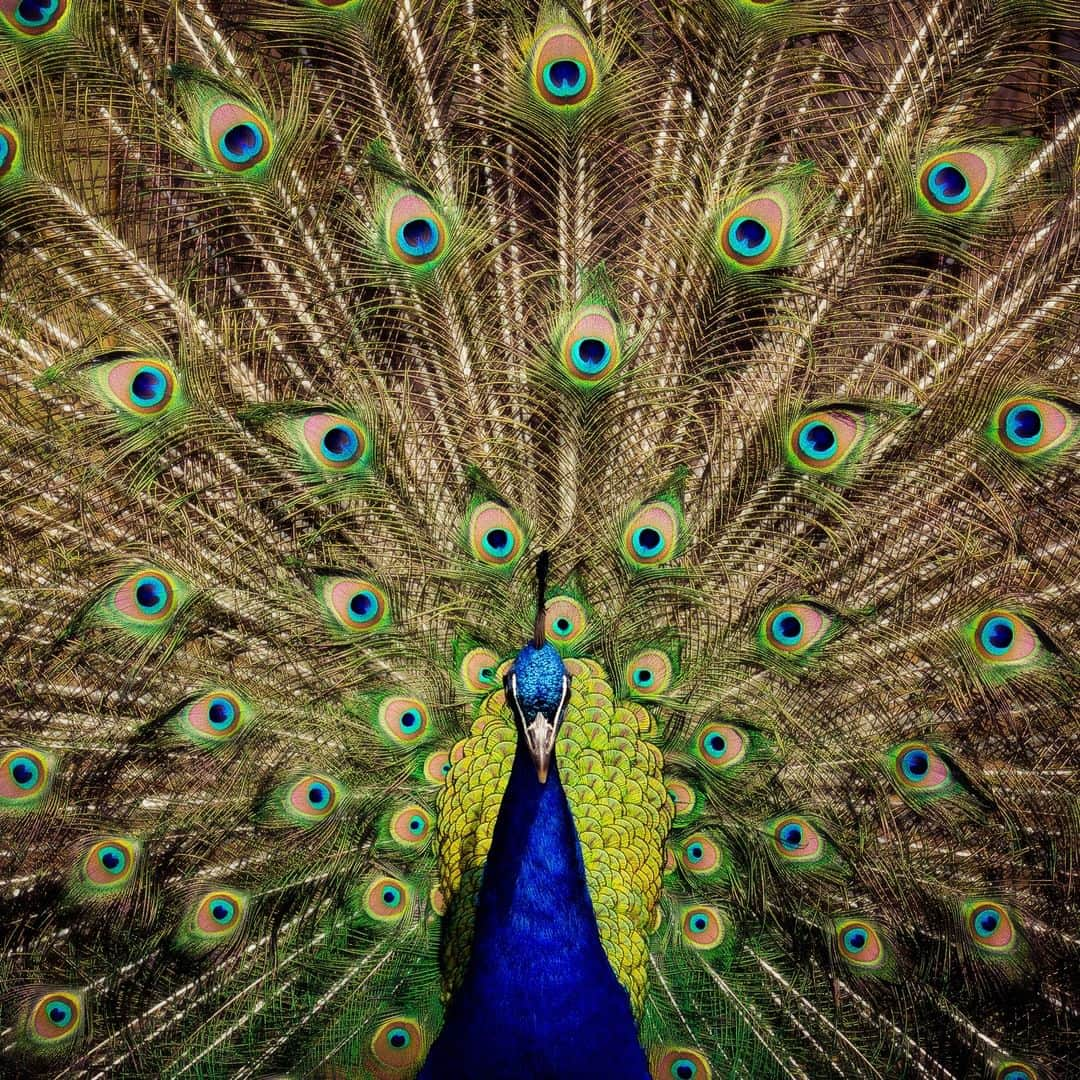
top-left (0, 0), bottom-right (1077, 1076)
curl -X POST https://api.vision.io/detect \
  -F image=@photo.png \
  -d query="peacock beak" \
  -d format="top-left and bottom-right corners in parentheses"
top-left (504, 668), bottom-right (571, 784)
top-left (522, 710), bottom-right (559, 784)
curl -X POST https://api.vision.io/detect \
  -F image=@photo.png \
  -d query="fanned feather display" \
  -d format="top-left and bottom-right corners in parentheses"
top-left (0, 1), bottom-right (1078, 1077)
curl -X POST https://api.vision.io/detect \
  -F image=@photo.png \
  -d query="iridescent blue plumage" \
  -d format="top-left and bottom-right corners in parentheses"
top-left (420, 640), bottom-right (648, 1079)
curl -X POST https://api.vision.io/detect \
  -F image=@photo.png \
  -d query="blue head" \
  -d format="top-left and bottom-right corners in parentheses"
top-left (503, 552), bottom-right (571, 782)
top-left (504, 640), bottom-right (570, 783)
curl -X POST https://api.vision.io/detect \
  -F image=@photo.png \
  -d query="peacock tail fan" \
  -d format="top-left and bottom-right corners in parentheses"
top-left (0, 1), bottom-right (1077, 1078)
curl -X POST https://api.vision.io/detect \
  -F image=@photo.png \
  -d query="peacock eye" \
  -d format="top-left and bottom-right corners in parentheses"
top-left (530, 27), bottom-right (597, 108)
top-left (106, 568), bottom-right (187, 634)
top-left (998, 1066), bottom-right (1036, 1080)
top-left (180, 691), bottom-right (249, 744)
top-left (82, 837), bottom-right (139, 890)
top-left (183, 888), bottom-right (248, 952)
top-left (717, 195), bottom-right (787, 269)
top-left (680, 904), bottom-right (725, 950)
top-left (460, 646), bottom-right (501, 692)
top-left (835, 918), bottom-right (886, 968)
top-left (560, 306), bottom-right (620, 385)
top-left (10, 754), bottom-right (39, 787)
top-left (927, 162), bottom-right (969, 204)
top-left (625, 649), bottom-right (674, 696)
top-left (2, 0), bottom-right (69, 36)
top-left (963, 900), bottom-right (1016, 951)
top-left (761, 602), bottom-right (832, 656)
top-left (788, 409), bottom-right (866, 475)
top-left (385, 190), bottom-right (447, 268)
top-left (379, 698), bottom-right (431, 744)
top-left (284, 774), bottom-right (340, 823)
top-left (291, 412), bottom-right (371, 475)
top-left (918, 151), bottom-right (992, 215)
top-left (678, 834), bottom-right (720, 876)
top-left (365, 876), bottom-right (410, 921)
top-left (322, 578), bottom-right (389, 633)
top-left (968, 609), bottom-right (1041, 670)
top-left (767, 815), bottom-right (827, 868)
top-left (468, 503), bottom-right (524, 568)
top-left (423, 751), bottom-right (452, 784)
top-left (391, 804), bottom-right (433, 845)
top-left (573, 337), bottom-right (608, 372)
top-left (399, 217), bottom-right (439, 257)
top-left (206, 103), bottom-right (273, 173)
top-left (892, 742), bottom-right (951, 789)
top-left (30, 990), bottom-right (83, 1044)
top-left (728, 216), bottom-right (770, 257)
top-left (991, 396), bottom-right (1075, 458)
top-left (369, 1017), bottom-right (425, 1070)
top-left (654, 1050), bottom-right (710, 1080)
top-left (1, 747), bottom-right (53, 806)
top-left (0, 124), bottom-right (19, 179)
top-left (622, 501), bottom-right (681, 569)
top-left (694, 722), bottom-right (747, 769)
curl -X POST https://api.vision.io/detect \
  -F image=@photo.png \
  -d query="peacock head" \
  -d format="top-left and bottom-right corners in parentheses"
top-left (504, 640), bottom-right (570, 784)
top-left (503, 552), bottom-right (571, 783)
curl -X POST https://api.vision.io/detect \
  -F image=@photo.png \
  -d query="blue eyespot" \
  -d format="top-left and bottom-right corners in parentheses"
top-left (704, 733), bottom-right (726, 758)
top-left (927, 162), bottom-right (969, 205)
top-left (543, 58), bottom-right (586, 98)
top-left (671, 1061), bottom-right (698, 1080)
top-left (975, 908), bottom-right (1001, 937)
top-left (135, 576), bottom-right (168, 615)
top-left (400, 709), bottom-right (420, 732)
top-left (632, 527), bottom-right (664, 558)
top-left (349, 591), bottom-right (377, 622)
top-left (321, 424), bottom-right (359, 463)
top-left (843, 927), bottom-right (867, 952)
top-left (408, 815), bottom-right (425, 833)
top-left (797, 421), bottom-right (836, 460)
top-left (99, 845), bottom-right (126, 874)
top-left (901, 748), bottom-right (929, 781)
top-left (690, 914), bottom-right (708, 932)
top-left (633, 668), bottom-right (654, 688)
top-left (46, 999), bottom-right (73, 1026)
top-left (220, 122), bottom-right (263, 165)
top-left (307, 781), bottom-right (330, 808)
top-left (727, 216), bottom-right (770, 258)
top-left (779, 823), bottom-right (803, 850)
top-left (397, 217), bottom-right (439, 258)
top-left (16, 0), bottom-right (59, 29)
top-left (570, 336), bottom-right (611, 375)
top-left (979, 616), bottom-right (1014, 655)
top-left (10, 756), bottom-right (39, 788)
top-left (388, 1026), bottom-right (411, 1049)
top-left (770, 611), bottom-right (803, 646)
top-left (129, 366), bottom-right (168, 407)
top-left (685, 843), bottom-right (704, 863)
top-left (211, 899), bottom-right (236, 924)
top-left (206, 698), bottom-right (235, 730)
top-left (552, 616), bottom-right (572, 637)
top-left (482, 528), bottom-right (513, 558)
top-left (382, 885), bottom-right (402, 907)
top-left (1004, 405), bottom-right (1042, 446)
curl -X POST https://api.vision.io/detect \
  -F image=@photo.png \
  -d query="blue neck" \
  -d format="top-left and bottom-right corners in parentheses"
top-left (420, 740), bottom-right (649, 1079)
